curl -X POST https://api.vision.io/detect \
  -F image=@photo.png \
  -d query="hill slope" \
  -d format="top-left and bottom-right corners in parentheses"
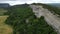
top-left (5, 4), bottom-right (57, 34)
top-left (30, 5), bottom-right (60, 34)
top-left (32, 3), bottom-right (60, 15)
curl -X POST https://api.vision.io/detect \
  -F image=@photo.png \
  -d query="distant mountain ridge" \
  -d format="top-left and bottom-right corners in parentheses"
top-left (47, 3), bottom-right (60, 7)
top-left (0, 3), bottom-right (10, 8)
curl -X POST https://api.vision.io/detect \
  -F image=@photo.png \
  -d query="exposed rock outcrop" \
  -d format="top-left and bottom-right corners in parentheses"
top-left (30, 5), bottom-right (60, 34)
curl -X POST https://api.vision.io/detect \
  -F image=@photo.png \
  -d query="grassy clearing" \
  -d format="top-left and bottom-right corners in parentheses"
top-left (0, 16), bottom-right (8, 24)
top-left (0, 16), bottom-right (13, 34)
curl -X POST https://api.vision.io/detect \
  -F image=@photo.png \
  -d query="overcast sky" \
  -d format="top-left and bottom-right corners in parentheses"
top-left (0, 0), bottom-right (60, 5)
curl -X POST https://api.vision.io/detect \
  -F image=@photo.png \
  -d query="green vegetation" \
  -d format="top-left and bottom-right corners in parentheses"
top-left (5, 4), bottom-right (57, 34)
top-left (32, 3), bottom-right (60, 15)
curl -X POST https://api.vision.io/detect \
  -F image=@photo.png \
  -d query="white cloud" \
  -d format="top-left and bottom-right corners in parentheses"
top-left (0, 0), bottom-right (15, 1)
top-left (0, 0), bottom-right (60, 5)
top-left (38, 0), bottom-right (60, 3)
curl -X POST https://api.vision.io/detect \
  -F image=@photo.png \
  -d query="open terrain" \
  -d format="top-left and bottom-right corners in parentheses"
top-left (0, 8), bottom-right (13, 34)
top-left (0, 16), bottom-right (13, 34)
top-left (0, 8), bottom-right (7, 15)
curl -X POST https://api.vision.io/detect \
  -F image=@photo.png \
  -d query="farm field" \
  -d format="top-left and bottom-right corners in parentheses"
top-left (0, 8), bottom-right (7, 15)
top-left (0, 16), bottom-right (13, 34)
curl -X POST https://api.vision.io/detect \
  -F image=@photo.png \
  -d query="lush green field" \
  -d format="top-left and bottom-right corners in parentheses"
top-left (5, 4), bottom-right (57, 34)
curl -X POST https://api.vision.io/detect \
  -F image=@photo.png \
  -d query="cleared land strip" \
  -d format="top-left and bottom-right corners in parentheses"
top-left (30, 5), bottom-right (60, 34)
top-left (0, 16), bottom-right (13, 34)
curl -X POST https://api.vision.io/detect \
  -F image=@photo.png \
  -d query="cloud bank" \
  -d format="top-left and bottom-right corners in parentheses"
top-left (0, 0), bottom-right (60, 5)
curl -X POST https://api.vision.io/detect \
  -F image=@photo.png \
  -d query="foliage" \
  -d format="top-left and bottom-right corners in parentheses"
top-left (5, 4), bottom-right (57, 34)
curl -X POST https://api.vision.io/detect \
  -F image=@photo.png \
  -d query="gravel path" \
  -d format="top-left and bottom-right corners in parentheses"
top-left (30, 5), bottom-right (60, 34)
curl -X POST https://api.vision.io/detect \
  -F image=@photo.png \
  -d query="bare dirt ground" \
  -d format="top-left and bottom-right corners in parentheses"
top-left (0, 16), bottom-right (13, 34)
top-left (30, 5), bottom-right (60, 34)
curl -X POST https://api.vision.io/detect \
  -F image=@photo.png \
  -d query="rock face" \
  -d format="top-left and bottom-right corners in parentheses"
top-left (30, 5), bottom-right (60, 34)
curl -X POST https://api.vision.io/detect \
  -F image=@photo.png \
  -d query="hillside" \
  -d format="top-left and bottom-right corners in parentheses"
top-left (4, 4), bottom-right (59, 34)
top-left (30, 4), bottom-right (60, 34)
top-left (32, 3), bottom-right (60, 15)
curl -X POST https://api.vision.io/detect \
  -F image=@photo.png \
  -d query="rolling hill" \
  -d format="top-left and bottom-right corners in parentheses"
top-left (5, 3), bottom-right (58, 34)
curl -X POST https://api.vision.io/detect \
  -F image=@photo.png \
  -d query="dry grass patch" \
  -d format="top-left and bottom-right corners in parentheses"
top-left (0, 16), bottom-right (13, 34)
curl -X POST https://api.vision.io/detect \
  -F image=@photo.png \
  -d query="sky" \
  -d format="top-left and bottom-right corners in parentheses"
top-left (0, 0), bottom-right (60, 6)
